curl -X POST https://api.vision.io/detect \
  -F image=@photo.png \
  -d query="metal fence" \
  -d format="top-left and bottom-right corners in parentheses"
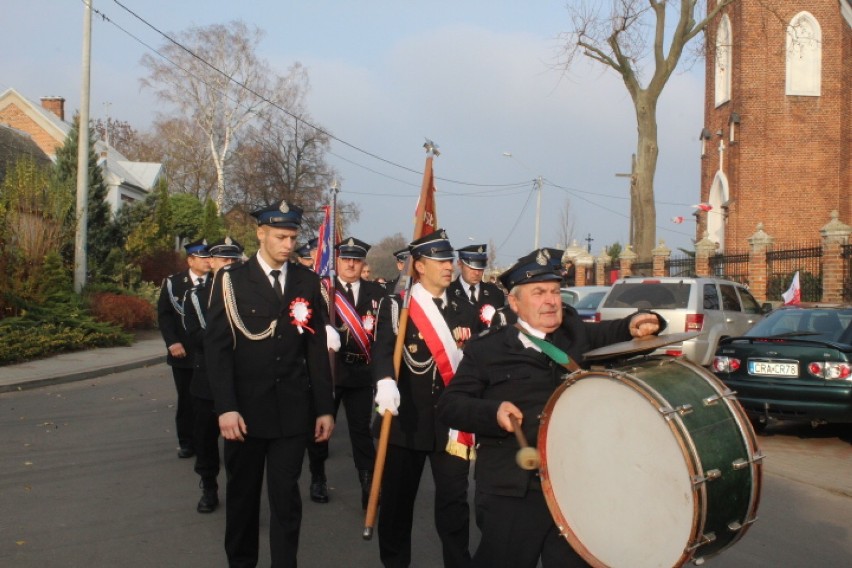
top-left (666, 253), bottom-right (695, 277)
top-left (843, 243), bottom-right (852, 302)
top-left (710, 251), bottom-right (750, 284)
top-left (766, 243), bottom-right (823, 302)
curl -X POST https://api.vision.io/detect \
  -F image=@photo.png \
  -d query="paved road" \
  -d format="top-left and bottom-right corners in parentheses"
top-left (1, 363), bottom-right (850, 567)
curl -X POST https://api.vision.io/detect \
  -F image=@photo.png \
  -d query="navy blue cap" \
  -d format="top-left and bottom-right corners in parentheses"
top-left (250, 200), bottom-right (303, 229)
top-left (295, 237), bottom-right (318, 259)
top-left (393, 248), bottom-right (410, 261)
top-left (184, 238), bottom-right (210, 257)
top-left (543, 248), bottom-right (566, 271)
top-left (335, 237), bottom-right (370, 259)
top-left (499, 249), bottom-right (563, 291)
top-left (457, 244), bottom-right (488, 269)
top-left (409, 229), bottom-right (454, 260)
top-left (209, 236), bottom-right (244, 259)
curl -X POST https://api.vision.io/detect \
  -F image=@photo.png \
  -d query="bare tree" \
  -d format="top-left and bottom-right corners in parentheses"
top-left (140, 21), bottom-right (287, 212)
top-left (555, 198), bottom-right (576, 249)
top-left (229, 67), bottom-right (356, 234)
top-left (558, 0), bottom-right (735, 259)
top-left (143, 117), bottom-right (218, 201)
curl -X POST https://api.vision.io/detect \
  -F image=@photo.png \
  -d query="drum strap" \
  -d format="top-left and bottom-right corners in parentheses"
top-left (514, 324), bottom-right (580, 372)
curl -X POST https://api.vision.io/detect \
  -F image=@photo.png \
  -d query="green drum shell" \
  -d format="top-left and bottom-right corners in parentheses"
top-left (602, 357), bottom-right (762, 562)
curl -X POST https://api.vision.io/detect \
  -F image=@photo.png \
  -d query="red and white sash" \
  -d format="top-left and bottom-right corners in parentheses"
top-left (324, 279), bottom-right (372, 360)
top-left (408, 284), bottom-right (476, 460)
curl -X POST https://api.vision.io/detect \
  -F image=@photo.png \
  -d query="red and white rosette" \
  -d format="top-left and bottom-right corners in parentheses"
top-left (479, 304), bottom-right (496, 325)
top-left (362, 313), bottom-right (375, 335)
top-left (289, 297), bottom-right (315, 334)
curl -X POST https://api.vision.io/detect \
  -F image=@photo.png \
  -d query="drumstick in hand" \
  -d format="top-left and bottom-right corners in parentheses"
top-left (508, 414), bottom-right (540, 470)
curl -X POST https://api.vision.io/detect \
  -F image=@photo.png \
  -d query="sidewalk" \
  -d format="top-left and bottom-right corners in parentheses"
top-left (0, 332), bottom-right (166, 393)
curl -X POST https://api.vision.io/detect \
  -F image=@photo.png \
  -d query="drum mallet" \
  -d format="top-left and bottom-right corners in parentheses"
top-left (508, 415), bottom-right (540, 470)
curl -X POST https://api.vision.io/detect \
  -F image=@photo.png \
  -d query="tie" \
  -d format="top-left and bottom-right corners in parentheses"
top-left (196, 277), bottom-right (205, 288)
top-left (345, 282), bottom-right (355, 305)
top-left (468, 284), bottom-right (477, 303)
top-left (270, 270), bottom-right (284, 301)
top-left (433, 297), bottom-right (445, 313)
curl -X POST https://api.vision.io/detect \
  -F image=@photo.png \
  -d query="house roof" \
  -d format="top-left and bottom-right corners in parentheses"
top-left (0, 87), bottom-right (161, 193)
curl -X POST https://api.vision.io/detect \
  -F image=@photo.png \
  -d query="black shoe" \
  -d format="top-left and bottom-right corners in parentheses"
top-left (197, 490), bottom-right (219, 513)
top-left (177, 446), bottom-right (195, 459)
top-left (310, 475), bottom-right (329, 504)
top-left (358, 470), bottom-right (373, 510)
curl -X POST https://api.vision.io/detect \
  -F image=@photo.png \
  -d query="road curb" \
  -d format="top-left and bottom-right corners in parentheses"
top-left (0, 355), bottom-right (165, 394)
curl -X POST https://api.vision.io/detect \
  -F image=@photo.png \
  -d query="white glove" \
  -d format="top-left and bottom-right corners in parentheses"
top-left (325, 325), bottom-right (341, 352)
top-left (375, 378), bottom-right (400, 416)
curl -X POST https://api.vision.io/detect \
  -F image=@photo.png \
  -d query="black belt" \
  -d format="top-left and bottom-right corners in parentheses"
top-left (342, 352), bottom-right (369, 365)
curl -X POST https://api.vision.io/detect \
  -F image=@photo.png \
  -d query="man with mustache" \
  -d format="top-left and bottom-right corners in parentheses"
top-left (437, 249), bottom-right (663, 568)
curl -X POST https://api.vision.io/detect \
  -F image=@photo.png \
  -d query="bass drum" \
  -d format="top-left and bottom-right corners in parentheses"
top-left (538, 357), bottom-right (762, 568)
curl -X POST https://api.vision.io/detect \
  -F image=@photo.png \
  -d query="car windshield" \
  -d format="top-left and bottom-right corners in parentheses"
top-left (745, 308), bottom-right (852, 343)
top-left (574, 291), bottom-right (607, 310)
top-left (602, 282), bottom-right (691, 310)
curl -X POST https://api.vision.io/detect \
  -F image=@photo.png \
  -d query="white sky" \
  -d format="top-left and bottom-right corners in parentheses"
top-left (1, 0), bottom-right (707, 265)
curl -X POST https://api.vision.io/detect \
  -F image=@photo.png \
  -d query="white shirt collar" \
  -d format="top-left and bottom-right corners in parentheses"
top-left (256, 254), bottom-right (287, 285)
top-left (516, 318), bottom-right (546, 351)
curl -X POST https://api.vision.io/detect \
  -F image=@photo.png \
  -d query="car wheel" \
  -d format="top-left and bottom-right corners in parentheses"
top-left (749, 416), bottom-right (768, 434)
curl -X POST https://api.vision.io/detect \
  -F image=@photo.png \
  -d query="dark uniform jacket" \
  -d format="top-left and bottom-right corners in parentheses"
top-left (330, 278), bottom-right (387, 388)
top-left (205, 255), bottom-right (334, 439)
top-left (371, 292), bottom-right (481, 451)
top-left (157, 269), bottom-right (201, 369)
top-left (437, 311), bottom-right (634, 498)
top-left (448, 278), bottom-right (506, 326)
top-left (182, 279), bottom-right (215, 400)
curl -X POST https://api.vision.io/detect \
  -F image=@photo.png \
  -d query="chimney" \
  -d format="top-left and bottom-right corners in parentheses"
top-left (40, 96), bottom-right (66, 121)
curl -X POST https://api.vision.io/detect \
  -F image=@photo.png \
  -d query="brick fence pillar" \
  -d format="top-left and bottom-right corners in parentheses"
top-left (652, 240), bottom-right (671, 277)
top-left (694, 232), bottom-right (717, 277)
top-left (619, 245), bottom-right (638, 278)
top-left (574, 252), bottom-right (593, 287)
top-left (594, 249), bottom-right (611, 285)
top-left (820, 210), bottom-right (852, 303)
top-left (747, 223), bottom-right (774, 303)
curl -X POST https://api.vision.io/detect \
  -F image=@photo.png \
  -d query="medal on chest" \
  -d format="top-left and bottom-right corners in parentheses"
top-left (289, 297), bottom-right (315, 334)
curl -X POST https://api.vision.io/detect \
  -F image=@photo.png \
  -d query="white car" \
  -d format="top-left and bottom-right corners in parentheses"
top-left (595, 277), bottom-right (765, 366)
top-left (561, 286), bottom-right (611, 307)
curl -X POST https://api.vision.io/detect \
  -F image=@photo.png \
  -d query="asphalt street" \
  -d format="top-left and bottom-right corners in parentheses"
top-left (1, 361), bottom-right (850, 567)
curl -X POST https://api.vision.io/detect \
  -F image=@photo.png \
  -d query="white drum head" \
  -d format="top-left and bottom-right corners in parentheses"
top-left (541, 376), bottom-right (696, 568)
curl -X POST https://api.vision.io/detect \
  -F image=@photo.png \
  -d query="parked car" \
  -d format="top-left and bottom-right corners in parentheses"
top-left (712, 304), bottom-right (852, 431)
top-left (595, 276), bottom-right (765, 366)
top-left (561, 286), bottom-right (610, 307)
top-left (572, 290), bottom-right (609, 322)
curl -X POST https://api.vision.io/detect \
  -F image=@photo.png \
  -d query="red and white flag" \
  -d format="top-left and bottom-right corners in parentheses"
top-left (782, 271), bottom-right (801, 305)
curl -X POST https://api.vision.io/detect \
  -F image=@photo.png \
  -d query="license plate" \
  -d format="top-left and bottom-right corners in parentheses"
top-left (748, 361), bottom-right (798, 377)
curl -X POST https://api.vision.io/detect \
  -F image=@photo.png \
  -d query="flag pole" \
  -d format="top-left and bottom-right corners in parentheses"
top-left (327, 181), bottom-right (340, 381)
top-left (363, 140), bottom-right (439, 540)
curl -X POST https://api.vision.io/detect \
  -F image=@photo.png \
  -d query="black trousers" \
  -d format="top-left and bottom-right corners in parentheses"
top-left (223, 434), bottom-right (308, 568)
top-left (472, 489), bottom-right (587, 568)
top-left (170, 366), bottom-right (195, 449)
top-left (192, 396), bottom-right (220, 480)
top-left (306, 438), bottom-right (328, 477)
top-left (333, 382), bottom-right (376, 473)
top-left (378, 444), bottom-right (471, 568)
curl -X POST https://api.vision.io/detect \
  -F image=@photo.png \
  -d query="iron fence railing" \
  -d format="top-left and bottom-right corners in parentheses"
top-left (766, 243), bottom-right (822, 302)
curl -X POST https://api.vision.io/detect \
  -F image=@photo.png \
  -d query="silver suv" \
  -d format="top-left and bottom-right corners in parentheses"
top-left (596, 276), bottom-right (765, 366)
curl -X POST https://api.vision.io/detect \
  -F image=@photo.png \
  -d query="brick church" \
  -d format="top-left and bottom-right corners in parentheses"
top-left (698, 0), bottom-right (851, 251)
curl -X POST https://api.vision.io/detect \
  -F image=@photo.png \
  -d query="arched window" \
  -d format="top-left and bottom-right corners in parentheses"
top-left (715, 15), bottom-right (732, 107)
top-left (786, 12), bottom-right (821, 96)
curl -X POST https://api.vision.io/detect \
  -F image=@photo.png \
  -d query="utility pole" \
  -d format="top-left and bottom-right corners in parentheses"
top-left (534, 175), bottom-right (542, 249)
top-left (615, 153), bottom-right (637, 247)
top-left (74, 0), bottom-right (93, 293)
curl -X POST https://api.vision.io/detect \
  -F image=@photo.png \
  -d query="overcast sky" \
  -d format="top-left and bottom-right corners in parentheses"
top-left (1, 0), bottom-right (707, 265)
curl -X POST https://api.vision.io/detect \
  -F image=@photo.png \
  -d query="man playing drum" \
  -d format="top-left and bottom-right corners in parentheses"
top-left (437, 249), bottom-right (662, 568)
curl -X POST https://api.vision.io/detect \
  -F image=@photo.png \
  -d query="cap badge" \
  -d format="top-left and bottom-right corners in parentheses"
top-left (202, 239), bottom-right (208, 245)
top-left (279, 200), bottom-right (290, 213)
top-left (225, 236), bottom-right (233, 245)
top-left (347, 238), bottom-right (355, 246)
top-left (439, 230), bottom-right (447, 239)
top-left (536, 251), bottom-right (547, 265)
top-left (477, 246), bottom-right (484, 253)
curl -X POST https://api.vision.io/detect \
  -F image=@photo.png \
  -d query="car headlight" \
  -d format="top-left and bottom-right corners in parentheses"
top-left (713, 356), bottom-right (740, 373)
top-left (807, 362), bottom-right (852, 380)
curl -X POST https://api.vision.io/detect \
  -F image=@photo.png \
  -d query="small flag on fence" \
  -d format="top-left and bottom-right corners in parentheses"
top-left (781, 271), bottom-right (801, 305)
